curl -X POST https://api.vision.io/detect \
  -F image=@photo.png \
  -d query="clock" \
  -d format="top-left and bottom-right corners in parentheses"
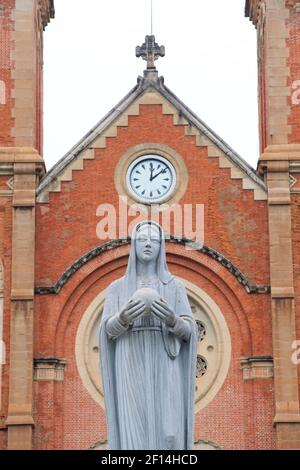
top-left (126, 154), bottom-right (177, 204)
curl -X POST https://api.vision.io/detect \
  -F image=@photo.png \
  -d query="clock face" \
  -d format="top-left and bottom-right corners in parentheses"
top-left (126, 154), bottom-right (177, 204)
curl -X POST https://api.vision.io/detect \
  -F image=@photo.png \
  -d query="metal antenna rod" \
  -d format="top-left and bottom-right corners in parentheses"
top-left (151, 0), bottom-right (153, 35)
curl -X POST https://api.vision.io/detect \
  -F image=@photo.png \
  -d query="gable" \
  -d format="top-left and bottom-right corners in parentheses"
top-left (37, 75), bottom-right (267, 203)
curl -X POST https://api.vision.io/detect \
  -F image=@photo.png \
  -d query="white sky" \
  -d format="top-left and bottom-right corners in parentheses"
top-left (43, 0), bottom-right (259, 171)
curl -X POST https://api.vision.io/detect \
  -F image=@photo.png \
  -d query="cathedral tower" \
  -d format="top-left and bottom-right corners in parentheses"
top-left (246, 0), bottom-right (300, 450)
top-left (0, 0), bottom-right (54, 450)
top-left (246, 0), bottom-right (300, 153)
top-left (0, 0), bottom-right (54, 151)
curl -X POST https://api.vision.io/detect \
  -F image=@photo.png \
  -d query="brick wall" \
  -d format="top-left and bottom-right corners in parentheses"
top-left (34, 104), bottom-right (274, 449)
top-left (0, 0), bottom-right (52, 450)
top-left (247, 0), bottom-right (300, 448)
top-left (0, 0), bottom-right (278, 450)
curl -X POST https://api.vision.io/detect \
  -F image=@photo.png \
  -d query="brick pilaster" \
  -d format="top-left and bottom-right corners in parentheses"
top-left (259, 145), bottom-right (300, 449)
top-left (1, 147), bottom-right (44, 449)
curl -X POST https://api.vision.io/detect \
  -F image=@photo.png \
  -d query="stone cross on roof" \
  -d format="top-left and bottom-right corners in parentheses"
top-left (136, 35), bottom-right (165, 70)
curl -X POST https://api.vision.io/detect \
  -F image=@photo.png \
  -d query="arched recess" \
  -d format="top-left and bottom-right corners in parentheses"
top-left (53, 241), bottom-right (254, 359)
top-left (75, 276), bottom-right (232, 412)
top-left (49, 242), bottom-right (255, 449)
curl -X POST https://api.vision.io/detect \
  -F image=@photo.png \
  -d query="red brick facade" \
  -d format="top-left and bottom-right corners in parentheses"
top-left (247, 0), bottom-right (300, 449)
top-left (32, 103), bottom-right (273, 450)
top-left (0, 0), bottom-right (299, 450)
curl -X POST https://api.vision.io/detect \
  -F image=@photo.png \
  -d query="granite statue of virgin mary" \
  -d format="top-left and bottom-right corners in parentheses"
top-left (99, 221), bottom-right (197, 450)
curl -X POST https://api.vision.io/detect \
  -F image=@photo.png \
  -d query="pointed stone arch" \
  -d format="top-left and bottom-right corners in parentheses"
top-left (36, 76), bottom-right (267, 203)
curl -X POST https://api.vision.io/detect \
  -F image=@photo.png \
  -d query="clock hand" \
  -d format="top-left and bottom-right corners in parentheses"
top-left (149, 162), bottom-right (154, 181)
top-left (150, 168), bottom-right (168, 181)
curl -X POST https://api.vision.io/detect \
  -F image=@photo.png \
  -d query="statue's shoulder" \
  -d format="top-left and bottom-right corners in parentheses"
top-left (107, 277), bottom-right (124, 293)
top-left (172, 277), bottom-right (186, 291)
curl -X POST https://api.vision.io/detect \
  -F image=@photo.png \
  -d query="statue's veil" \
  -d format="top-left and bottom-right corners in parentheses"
top-left (123, 221), bottom-right (174, 301)
top-left (99, 220), bottom-right (197, 450)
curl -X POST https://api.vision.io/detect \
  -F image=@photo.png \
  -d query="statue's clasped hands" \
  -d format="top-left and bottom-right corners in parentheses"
top-left (151, 298), bottom-right (176, 327)
top-left (119, 297), bottom-right (176, 328)
top-left (119, 299), bottom-right (146, 327)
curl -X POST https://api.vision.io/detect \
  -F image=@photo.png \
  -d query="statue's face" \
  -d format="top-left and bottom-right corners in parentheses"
top-left (135, 224), bottom-right (161, 265)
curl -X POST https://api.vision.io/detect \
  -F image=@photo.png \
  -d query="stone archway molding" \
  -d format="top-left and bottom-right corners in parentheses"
top-left (36, 238), bottom-right (270, 295)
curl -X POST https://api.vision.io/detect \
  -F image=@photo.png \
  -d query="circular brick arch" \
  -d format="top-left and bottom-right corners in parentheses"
top-left (52, 242), bottom-right (253, 358)
top-left (37, 243), bottom-right (256, 449)
top-left (50, 242), bottom-right (255, 357)
top-left (74, 275), bottom-right (232, 412)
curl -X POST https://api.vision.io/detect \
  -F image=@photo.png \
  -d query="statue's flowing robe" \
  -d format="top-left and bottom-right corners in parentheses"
top-left (100, 276), bottom-right (197, 450)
